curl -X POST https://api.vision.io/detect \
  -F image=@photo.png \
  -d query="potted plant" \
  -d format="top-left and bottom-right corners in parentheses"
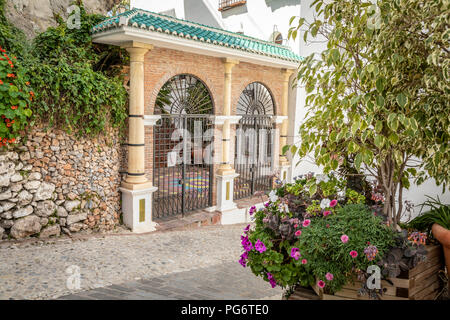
top-left (240, 174), bottom-right (438, 300)
top-left (408, 196), bottom-right (450, 289)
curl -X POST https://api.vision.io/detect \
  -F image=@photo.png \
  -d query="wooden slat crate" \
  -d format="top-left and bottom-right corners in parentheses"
top-left (293, 245), bottom-right (443, 300)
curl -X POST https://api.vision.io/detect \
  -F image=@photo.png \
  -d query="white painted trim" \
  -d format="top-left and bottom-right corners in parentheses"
top-left (143, 115), bottom-right (162, 126)
top-left (119, 186), bottom-right (158, 195)
top-left (92, 27), bottom-right (299, 69)
top-left (272, 116), bottom-right (287, 124)
top-left (210, 115), bottom-right (242, 125)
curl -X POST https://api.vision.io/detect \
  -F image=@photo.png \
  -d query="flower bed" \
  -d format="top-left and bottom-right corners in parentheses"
top-left (240, 174), bottom-right (442, 300)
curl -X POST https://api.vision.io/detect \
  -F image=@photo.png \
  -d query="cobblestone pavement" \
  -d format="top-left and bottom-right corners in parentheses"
top-left (0, 224), bottom-right (282, 300)
top-left (58, 262), bottom-right (282, 300)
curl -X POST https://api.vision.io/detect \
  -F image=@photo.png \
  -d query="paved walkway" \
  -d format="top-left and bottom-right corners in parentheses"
top-left (58, 262), bottom-right (281, 300)
top-left (0, 224), bottom-right (282, 300)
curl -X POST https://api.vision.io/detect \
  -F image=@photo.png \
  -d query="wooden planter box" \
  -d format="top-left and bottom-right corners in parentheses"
top-left (289, 245), bottom-right (444, 300)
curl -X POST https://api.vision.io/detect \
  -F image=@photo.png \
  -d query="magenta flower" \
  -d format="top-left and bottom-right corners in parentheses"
top-left (317, 280), bottom-right (325, 288)
top-left (267, 272), bottom-right (277, 288)
top-left (350, 250), bottom-right (358, 258)
top-left (323, 210), bottom-right (331, 217)
top-left (295, 230), bottom-right (302, 237)
top-left (290, 247), bottom-right (301, 260)
top-left (301, 259), bottom-right (308, 265)
top-left (239, 252), bottom-right (248, 267)
top-left (249, 206), bottom-right (256, 216)
top-left (243, 224), bottom-right (250, 233)
top-left (329, 199), bottom-right (338, 207)
top-left (341, 234), bottom-right (349, 243)
top-left (302, 219), bottom-right (311, 227)
top-left (325, 272), bottom-right (334, 281)
top-left (255, 239), bottom-right (267, 253)
top-left (241, 235), bottom-right (253, 252)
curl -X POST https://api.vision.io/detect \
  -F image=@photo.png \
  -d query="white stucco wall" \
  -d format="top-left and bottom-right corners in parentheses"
top-left (131, 0), bottom-right (185, 19)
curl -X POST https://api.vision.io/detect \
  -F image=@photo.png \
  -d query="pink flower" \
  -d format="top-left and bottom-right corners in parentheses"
top-left (294, 224), bottom-right (298, 228)
top-left (290, 248), bottom-right (301, 260)
top-left (325, 272), bottom-right (334, 281)
top-left (341, 234), bottom-right (349, 243)
top-left (302, 219), bottom-right (311, 227)
top-left (329, 199), bottom-right (338, 207)
top-left (326, 224), bottom-right (330, 228)
top-left (295, 230), bottom-right (302, 237)
top-left (317, 280), bottom-right (325, 288)
top-left (323, 210), bottom-right (331, 217)
top-left (350, 250), bottom-right (358, 258)
top-left (301, 259), bottom-right (307, 265)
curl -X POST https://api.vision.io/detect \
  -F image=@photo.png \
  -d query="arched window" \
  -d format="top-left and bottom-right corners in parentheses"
top-left (155, 74), bottom-right (214, 115)
top-left (236, 82), bottom-right (275, 115)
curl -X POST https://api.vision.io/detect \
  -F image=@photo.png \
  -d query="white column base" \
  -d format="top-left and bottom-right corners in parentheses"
top-left (216, 173), bottom-right (239, 212)
top-left (279, 165), bottom-right (291, 184)
top-left (120, 186), bottom-right (158, 233)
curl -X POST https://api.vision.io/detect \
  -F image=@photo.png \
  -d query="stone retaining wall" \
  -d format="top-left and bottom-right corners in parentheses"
top-left (0, 124), bottom-right (124, 240)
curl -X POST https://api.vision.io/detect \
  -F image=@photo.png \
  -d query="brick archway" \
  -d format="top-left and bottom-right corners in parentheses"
top-left (231, 78), bottom-right (280, 116)
top-left (147, 66), bottom-right (220, 116)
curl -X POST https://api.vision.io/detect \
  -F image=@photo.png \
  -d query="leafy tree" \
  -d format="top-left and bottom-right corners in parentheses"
top-left (288, 0), bottom-right (449, 227)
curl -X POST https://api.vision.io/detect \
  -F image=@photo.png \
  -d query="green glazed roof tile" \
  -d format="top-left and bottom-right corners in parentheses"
top-left (92, 8), bottom-right (303, 62)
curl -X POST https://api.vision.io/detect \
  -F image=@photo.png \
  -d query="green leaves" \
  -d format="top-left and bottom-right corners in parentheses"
top-left (376, 95), bottom-right (385, 108)
top-left (396, 93), bottom-right (407, 107)
top-left (376, 78), bottom-right (385, 93)
top-left (25, 5), bottom-right (128, 137)
top-left (288, 0), bottom-right (450, 206)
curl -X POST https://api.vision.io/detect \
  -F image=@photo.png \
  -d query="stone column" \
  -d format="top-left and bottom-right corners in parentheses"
top-left (217, 58), bottom-right (239, 175)
top-left (119, 42), bottom-right (157, 233)
top-left (216, 58), bottom-right (240, 214)
top-left (279, 69), bottom-right (294, 181)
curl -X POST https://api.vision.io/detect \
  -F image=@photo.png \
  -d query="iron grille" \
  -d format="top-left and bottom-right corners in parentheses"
top-left (234, 115), bottom-right (275, 200)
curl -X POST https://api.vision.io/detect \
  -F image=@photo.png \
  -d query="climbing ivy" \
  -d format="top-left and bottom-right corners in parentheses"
top-left (0, 0), bottom-right (129, 138)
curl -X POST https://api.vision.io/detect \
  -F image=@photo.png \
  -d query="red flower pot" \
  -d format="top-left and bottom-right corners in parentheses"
top-left (431, 223), bottom-right (450, 289)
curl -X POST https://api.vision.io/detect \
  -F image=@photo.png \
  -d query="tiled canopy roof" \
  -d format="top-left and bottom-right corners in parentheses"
top-left (91, 9), bottom-right (302, 63)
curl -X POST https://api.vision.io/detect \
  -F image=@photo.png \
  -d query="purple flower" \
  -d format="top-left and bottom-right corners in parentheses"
top-left (239, 252), bottom-right (249, 267)
top-left (267, 272), bottom-right (277, 288)
top-left (241, 235), bottom-right (253, 252)
top-left (249, 206), bottom-right (257, 216)
top-left (290, 247), bottom-right (301, 260)
top-left (255, 239), bottom-right (267, 253)
top-left (243, 224), bottom-right (250, 233)
top-left (264, 201), bottom-right (271, 208)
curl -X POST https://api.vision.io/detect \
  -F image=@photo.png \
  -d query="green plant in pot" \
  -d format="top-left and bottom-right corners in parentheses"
top-left (408, 196), bottom-right (450, 288)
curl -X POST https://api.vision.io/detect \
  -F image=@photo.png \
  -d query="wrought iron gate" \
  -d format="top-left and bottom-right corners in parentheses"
top-left (234, 82), bottom-right (276, 200)
top-left (153, 74), bottom-right (214, 218)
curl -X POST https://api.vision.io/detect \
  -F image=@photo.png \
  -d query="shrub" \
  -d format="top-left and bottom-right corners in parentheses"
top-left (408, 196), bottom-right (450, 232)
top-left (27, 4), bottom-right (128, 136)
top-left (242, 174), bottom-right (429, 298)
